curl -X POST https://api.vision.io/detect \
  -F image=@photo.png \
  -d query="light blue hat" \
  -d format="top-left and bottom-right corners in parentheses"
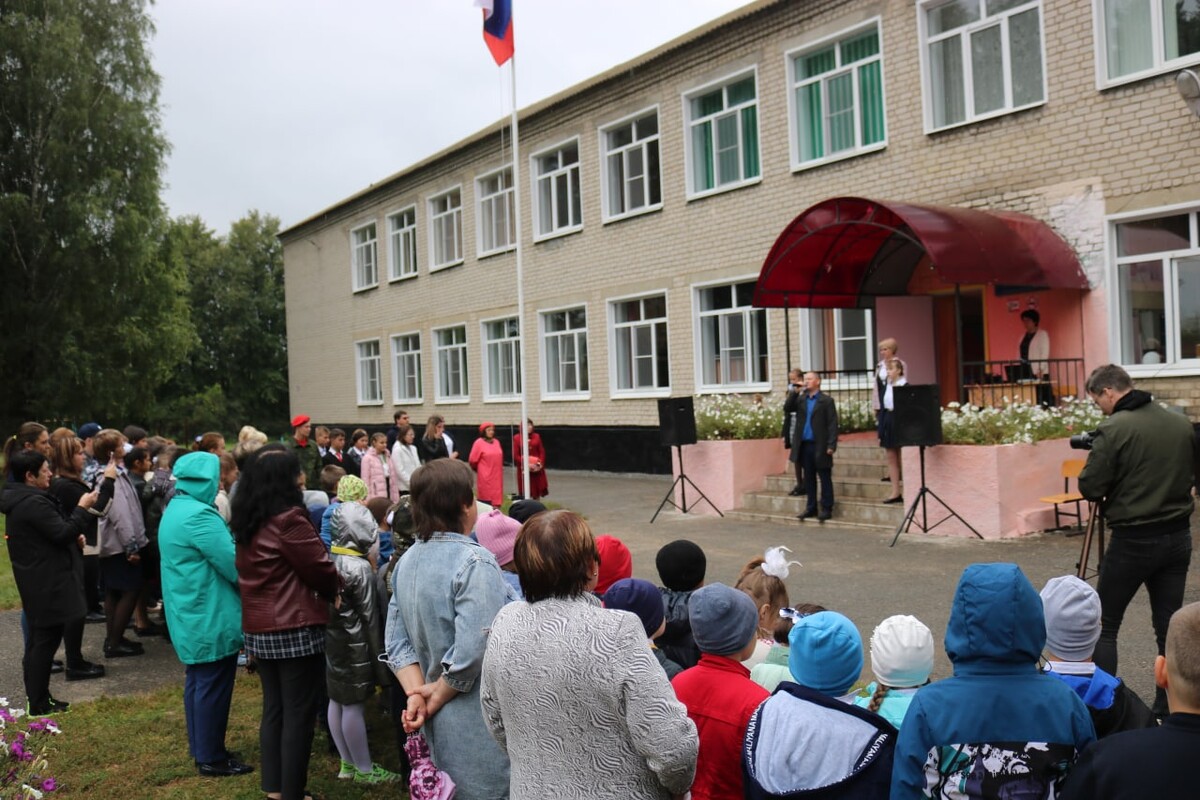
top-left (789, 611), bottom-right (864, 696)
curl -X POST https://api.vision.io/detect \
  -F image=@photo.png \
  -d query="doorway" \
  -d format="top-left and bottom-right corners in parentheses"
top-left (933, 290), bottom-right (985, 407)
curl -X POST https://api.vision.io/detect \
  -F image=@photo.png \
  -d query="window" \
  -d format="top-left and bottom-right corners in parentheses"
top-left (789, 23), bottom-right (886, 167)
top-left (483, 317), bottom-right (522, 400)
top-left (387, 208), bottom-right (417, 281)
top-left (695, 281), bottom-right (769, 389)
top-left (541, 306), bottom-right (589, 397)
top-left (356, 339), bottom-right (382, 405)
top-left (610, 293), bottom-right (670, 394)
top-left (351, 222), bottom-right (378, 291)
top-left (477, 168), bottom-right (515, 255)
top-left (429, 189), bottom-right (463, 269)
top-left (601, 111), bottom-right (662, 220)
top-left (434, 325), bottom-right (469, 401)
top-left (1098, 0), bottom-right (1200, 84)
top-left (802, 309), bottom-right (874, 374)
top-left (533, 140), bottom-right (582, 238)
top-left (1111, 209), bottom-right (1200, 366)
top-left (391, 333), bottom-right (422, 403)
top-left (685, 71), bottom-right (760, 196)
top-left (919, 0), bottom-right (1045, 130)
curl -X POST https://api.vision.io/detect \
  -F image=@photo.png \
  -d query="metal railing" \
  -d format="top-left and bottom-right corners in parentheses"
top-left (815, 369), bottom-right (874, 432)
top-left (960, 358), bottom-right (1086, 408)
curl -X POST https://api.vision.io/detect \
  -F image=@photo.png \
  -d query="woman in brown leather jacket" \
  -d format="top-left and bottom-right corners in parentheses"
top-left (232, 445), bottom-right (340, 800)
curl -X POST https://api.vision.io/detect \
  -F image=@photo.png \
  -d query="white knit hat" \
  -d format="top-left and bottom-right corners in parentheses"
top-left (870, 615), bottom-right (935, 688)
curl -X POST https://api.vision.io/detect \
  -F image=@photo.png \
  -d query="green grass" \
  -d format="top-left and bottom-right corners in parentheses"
top-left (0, 516), bottom-right (19, 610)
top-left (46, 675), bottom-right (409, 799)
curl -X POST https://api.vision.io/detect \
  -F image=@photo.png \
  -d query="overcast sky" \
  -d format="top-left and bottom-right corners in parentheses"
top-left (149, 0), bottom-right (750, 234)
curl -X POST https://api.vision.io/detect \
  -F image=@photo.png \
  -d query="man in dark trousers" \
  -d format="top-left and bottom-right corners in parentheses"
top-left (1060, 601), bottom-right (1200, 800)
top-left (1077, 364), bottom-right (1195, 718)
top-left (792, 371), bottom-right (838, 522)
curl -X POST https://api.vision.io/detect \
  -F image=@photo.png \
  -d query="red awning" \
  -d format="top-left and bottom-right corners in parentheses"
top-left (753, 197), bottom-right (1089, 309)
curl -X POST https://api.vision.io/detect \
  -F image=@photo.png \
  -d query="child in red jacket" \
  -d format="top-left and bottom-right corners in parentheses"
top-left (671, 582), bottom-right (769, 800)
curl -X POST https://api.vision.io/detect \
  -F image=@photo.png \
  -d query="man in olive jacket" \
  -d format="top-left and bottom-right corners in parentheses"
top-left (159, 451), bottom-right (252, 777)
top-left (1078, 364), bottom-right (1196, 717)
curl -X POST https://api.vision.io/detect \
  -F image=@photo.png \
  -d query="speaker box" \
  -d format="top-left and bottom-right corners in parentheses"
top-left (657, 396), bottom-right (697, 447)
top-left (893, 384), bottom-right (942, 447)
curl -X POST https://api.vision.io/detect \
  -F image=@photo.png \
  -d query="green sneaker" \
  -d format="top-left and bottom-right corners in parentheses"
top-left (337, 759), bottom-right (355, 780)
top-left (353, 763), bottom-right (402, 785)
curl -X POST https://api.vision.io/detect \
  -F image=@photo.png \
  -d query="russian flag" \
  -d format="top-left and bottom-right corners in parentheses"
top-left (476, 0), bottom-right (514, 66)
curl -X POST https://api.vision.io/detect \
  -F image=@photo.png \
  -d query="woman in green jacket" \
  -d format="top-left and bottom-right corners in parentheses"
top-left (158, 451), bottom-right (253, 778)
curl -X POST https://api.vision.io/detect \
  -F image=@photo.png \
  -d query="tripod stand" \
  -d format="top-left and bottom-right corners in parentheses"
top-left (651, 444), bottom-right (723, 523)
top-left (1074, 502), bottom-right (1105, 581)
top-left (890, 445), bottom-right (982, 546)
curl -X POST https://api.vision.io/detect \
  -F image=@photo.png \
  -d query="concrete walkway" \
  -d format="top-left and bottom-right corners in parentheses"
top-left (4, 466), bottom-right (1196, 711)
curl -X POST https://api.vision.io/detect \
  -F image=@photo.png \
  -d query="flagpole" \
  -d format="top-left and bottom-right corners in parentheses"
top-left (509, 55), bottom-right (531, 500)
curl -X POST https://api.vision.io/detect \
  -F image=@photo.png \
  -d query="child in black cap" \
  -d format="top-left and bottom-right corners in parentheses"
top-left (655, 539), bottom-right (706, 670)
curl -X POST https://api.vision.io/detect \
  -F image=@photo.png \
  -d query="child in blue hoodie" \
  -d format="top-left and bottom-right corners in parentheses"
top-left (892, 563), bottom-right (1096, 799)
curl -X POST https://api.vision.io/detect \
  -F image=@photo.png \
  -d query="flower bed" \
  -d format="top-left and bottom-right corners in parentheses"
top-left (1, 697), bottom-right (60, 798)
top-left (695, 393), bottom-right (875, 441)
top-left (940, 397), bottom-right (1103, 445)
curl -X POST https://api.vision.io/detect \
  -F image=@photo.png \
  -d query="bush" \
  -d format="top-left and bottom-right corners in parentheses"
top-left (940, 396), bottom-right (1105, 445)
top-left (695, 393), bottom-right (878, 441)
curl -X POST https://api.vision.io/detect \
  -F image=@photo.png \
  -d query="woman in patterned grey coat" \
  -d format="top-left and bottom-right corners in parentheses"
top-left (481, 510), bottom-right (698, 800)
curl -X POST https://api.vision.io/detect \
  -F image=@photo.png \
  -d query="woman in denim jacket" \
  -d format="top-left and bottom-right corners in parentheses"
top-left (385, 459), bottom-right (510, 799)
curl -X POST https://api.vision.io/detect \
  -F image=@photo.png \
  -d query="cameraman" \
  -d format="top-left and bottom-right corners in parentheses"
top-left (1077, 364), bottom-right (1196, 717)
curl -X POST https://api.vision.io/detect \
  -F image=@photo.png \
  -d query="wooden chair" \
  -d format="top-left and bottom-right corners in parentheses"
top-left (1039, 459), bottom-right (1087, 531)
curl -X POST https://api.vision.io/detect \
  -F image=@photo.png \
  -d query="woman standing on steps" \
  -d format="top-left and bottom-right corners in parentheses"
top-left (878, 358), bottom-right (907, 504)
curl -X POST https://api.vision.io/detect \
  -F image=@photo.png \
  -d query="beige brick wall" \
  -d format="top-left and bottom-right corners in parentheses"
top-left (282, 0), bottom-right (1200, 429)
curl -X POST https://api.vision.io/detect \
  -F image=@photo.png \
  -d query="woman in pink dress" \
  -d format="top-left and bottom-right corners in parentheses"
top-left (468, 422), bottom-right (504, 507)
top-left (512, 419), bottom-right (548, 500)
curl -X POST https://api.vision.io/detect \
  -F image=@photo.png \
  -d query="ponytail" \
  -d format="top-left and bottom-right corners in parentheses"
top-left (867, 682), bottom-right (890, 713)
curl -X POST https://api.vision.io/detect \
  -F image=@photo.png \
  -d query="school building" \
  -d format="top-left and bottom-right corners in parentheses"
top-left (280, 0), bottom-right (1200, 474)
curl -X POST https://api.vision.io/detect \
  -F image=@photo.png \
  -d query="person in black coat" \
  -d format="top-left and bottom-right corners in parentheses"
top-left (790, 372), bottom-right (839, 522)
top-left (416, 415), bottom-right (450, 462)
top-left (780, 368), bottom-right (804, 497)
top-left (0, 450), bottom-right (101, 715)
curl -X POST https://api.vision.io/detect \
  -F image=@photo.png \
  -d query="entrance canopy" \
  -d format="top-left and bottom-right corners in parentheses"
top-left (753, 197), bottom-right (1088, 309)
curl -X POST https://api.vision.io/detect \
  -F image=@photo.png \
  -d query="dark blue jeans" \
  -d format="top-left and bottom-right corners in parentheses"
top-left (184, 654), bottom-right (239, 764)
top-left (1093, 528), bottom-right (1192, 712)
top-left (800, 442), bottom-right (833, 513)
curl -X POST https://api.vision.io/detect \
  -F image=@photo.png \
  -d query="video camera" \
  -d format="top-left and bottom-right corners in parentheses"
top-left (1069, 430), bottom-right (1099, 451)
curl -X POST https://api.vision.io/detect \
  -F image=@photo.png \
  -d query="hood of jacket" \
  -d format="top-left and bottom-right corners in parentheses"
top-left (171, 452), bottom-right (219, 506)
top-left (331, 501), bottom-right (377, 553)
top-left (0, 481), bottom-right (42, 515)
top-left (945, 563), bottom-right (1045, 675)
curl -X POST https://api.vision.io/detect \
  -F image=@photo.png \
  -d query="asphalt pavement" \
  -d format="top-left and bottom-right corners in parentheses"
top-left (3, 466), bottom-right (1196, 711)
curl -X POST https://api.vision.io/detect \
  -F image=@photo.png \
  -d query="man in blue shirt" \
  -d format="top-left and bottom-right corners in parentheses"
top-left (791, 372), bottom-right (838, 522)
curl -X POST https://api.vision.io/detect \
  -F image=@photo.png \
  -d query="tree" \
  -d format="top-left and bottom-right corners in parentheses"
top-left (151, 212), bottom-right (289, 436)
top-left (0, 0), bottom-right (192, 429)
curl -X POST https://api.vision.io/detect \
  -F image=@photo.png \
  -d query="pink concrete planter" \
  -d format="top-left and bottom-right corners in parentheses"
top-left (900, 437), bottom-right (1084, 539)
top-left (671, 439), bottom-right (790, 516)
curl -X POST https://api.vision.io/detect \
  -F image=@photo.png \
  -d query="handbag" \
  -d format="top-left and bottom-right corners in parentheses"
top-left (405, 731), bottom-right (456, 800)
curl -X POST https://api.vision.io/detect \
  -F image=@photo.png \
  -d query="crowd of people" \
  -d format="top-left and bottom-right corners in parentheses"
top-left (3, 359), bottom-right (1197, 800)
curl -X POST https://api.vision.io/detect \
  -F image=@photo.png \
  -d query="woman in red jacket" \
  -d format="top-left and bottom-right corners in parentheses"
top-left (512, 418), bottom-right (548, 500)
top-left (232, 445), bottom-right (340, 800)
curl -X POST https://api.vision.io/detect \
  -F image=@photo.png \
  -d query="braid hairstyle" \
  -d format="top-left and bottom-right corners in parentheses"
top-left (867, 682), bottom-right (891, 713)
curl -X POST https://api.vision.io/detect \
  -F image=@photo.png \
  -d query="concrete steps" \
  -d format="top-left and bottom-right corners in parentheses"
top-left (728, 439), bottom-right (905, 531)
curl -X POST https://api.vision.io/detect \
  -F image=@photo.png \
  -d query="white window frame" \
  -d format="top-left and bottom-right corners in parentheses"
top-left (598, 106), bottom-right (664, 223)
top-left (539, 303), bottom-right (591, 400)
top-left (785, 18), bottom-right (888, 172)
top-left (428, 187), bottom-right (464, 271)
top-left (682, 66), bottom-right (762, 200)
top-left (481, 315), bottom-right (523, 402)
top-left (350, 221), bottom-right (378, 292)
top-left (1093, 0), bottom-right (1200, 88)
top-left (1106, 202), bottom-right (1200, 376)
top-left (476, 165), bottom-right (516, 257)
top-left (607, 290), bottom-right (672, 399)
top-left (798, 308), bottom-right (875, 387)
top-left (692, 276), bottom-right (771, 393)
top-left (355, 338), bottom-right (383, 406)
top-left (386, 206), bottom-right (418, 282)
top-left (390, 331), bottom-right (423, 404)
top-left (916, 0), bottom-right (1048, 134)
top-left (531, 137), bottom-right (584, 242)
top-left (432, 324), bottom-right (470, 403)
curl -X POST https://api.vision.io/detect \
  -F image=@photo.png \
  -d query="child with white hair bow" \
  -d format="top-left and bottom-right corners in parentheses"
top-left (735, 546), bottom-right (801, 671)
